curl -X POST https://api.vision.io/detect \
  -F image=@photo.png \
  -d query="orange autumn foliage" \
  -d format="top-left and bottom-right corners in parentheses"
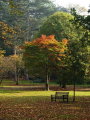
top-left (24, 35), bottom-right (68, 62)
top-left (25, 35), bottom-right (58, 47)
top-left (25, 35), bottom-right (68, 50)
top-left (62, 38), bottom-right (68, 45)
top-left (32, 35), bottom-right (57, 45)
top-left (23, 35), bottom-right (68, 78)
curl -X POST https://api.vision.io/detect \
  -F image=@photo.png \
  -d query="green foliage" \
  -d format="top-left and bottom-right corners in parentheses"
top-left (71, 8), bottom-right (90, 30)
top-left (37, 12), bottom-right (79, 41)
top-left (37, 11), bottom-right (90, 85)
top-left (23, 35), bottom-right (68, 80)
top-left (0, 0), bottom-right (58, 55)
top-left (69, 9), bottom-right (90, 84)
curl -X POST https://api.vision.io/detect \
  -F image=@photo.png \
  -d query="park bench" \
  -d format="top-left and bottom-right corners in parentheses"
top-left (51, 92), bottom-right (69, 102)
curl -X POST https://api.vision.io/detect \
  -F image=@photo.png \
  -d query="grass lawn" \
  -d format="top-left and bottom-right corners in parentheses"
top-left (0, 88), bottom-right (90, 120)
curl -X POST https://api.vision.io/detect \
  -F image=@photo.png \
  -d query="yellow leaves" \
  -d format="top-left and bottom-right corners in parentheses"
top-left (10, 54), bottom-right (20, 61)
top-left (57, 57), bottom-right (61, 61)
top-left (11, 54), bottom-right (18, 58)
top-left (0, 21), bottom-right (15, 41)
top-left (0, 50), bottom-right (5, 57)
top-left (24, 35), bottom-right (58, 48)
top-left (25, 41), bottom-right (32, 45)
top-left (60, 49), bottom-right (65, 53)
top-left (31, 35), bottom-right (68, 49)
top-left (2, 32), bottom-right (6, 35)
top-left (62, 38), bottom-right (68, 45)
top-left (10, 55), bottom-right (20, 64)
top-left (25, 35), bottom-right (65, 49)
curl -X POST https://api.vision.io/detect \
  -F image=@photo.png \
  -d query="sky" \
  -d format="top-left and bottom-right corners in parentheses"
top-left (53, 0), bottom-right (90, 10)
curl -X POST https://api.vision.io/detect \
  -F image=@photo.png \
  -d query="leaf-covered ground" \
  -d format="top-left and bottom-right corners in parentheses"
top-left (0, 88), bottom-right (90, 120)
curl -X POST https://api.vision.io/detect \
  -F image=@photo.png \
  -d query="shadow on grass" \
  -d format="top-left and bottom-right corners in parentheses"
top-left (0, 89), bottom-right (21, 93)
top-left (0, 86), bottom-right (45, 91)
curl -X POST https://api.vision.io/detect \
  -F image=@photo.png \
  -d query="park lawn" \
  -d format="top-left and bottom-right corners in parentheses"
top-left (0, 89), bottom-right (90, 120)
top-left (0, 90), bottom-right (90, 97)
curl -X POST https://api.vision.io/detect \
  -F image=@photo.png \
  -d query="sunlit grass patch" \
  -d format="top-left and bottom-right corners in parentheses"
top-left (0, 90), bottom-right (90, 97)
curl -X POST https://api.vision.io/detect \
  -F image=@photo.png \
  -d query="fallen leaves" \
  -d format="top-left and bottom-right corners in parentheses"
top-left (0, 96), bottom-right (90, 120)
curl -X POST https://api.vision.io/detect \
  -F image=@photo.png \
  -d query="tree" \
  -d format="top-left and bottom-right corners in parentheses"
top-left (71, 8), bottom-right (90, 30)
top-left (70, 8), bottom-right (90, 101)
top-left (0, 21), bottom-right (16, 55)
top-left (23, 35), bottom-right (68, 90)
top-left (24, 0), bottom-right (57, 41)
top-left (37, 11), bottom-right (90, 90)
top-left (0, 54), bottom-right (24, 85)
top-left (37, 12), bottom-right (80, 41)
top-left (0, 0), bottom-right (57, 55)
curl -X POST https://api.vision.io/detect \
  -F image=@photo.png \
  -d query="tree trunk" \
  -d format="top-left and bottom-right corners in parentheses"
top-left (14, 46), bottom-right (17, 55)
top-left (61, 79), bottom-right (66, 88)
top-left (16, 71), bottom-right (19, 85)
top-left (59, 81), bottom-right (62, 87)
top-left (14, 45), bottom-right (18, 85)
top-left (73, 76), bottom-right (76, 102)
top-left (61, 84), bottom-right (66, 88)
top-left (0, 77), bottom-right (3, 85)
top-left (73, 80), bottom-right (76, 102)
top-left (25, 69), bottom-right (29, 80)
top-left (15, 69), bottom-right (18, 85)
top-left (26, 73), bottom-right (29, 80)
top-left (16, 80), bottom-right (19, 85)
top-left (45, 73), bottom-right (49, 91)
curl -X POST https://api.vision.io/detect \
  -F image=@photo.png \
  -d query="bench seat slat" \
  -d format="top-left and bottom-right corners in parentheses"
top-left (51, 92), bottom-right (69, 102)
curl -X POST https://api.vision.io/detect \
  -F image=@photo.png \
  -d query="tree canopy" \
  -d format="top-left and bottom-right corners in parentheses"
top-left (37, 12), bottom-right (80, 41)
top-left (37, 11), bottom-right (90, 86)
top-left (23, 35), bottom-right (68, 90)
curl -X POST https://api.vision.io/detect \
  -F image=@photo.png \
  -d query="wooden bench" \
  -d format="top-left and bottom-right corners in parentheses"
top-left (51, 92), bottom-right (69, 102)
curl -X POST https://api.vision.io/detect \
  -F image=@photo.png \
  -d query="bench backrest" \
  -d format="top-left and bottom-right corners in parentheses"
top-left (55, 92), bottom-right (69, 96)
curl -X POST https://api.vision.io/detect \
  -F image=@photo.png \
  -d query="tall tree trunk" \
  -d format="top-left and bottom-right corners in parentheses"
top-left (0, 76), bottom-right (3, 85)
top-left (61, 79), bottom-right (66, 88)
top-left (73, 71), bottom-right (77, 102)
top-left (14, 46), bottom-right (18, 85)
top-left (45, 56), bottom-right (50, 91)
top-left (45, 72), bottom-right (49, 91)
top-left (25, 70), bottom-right (29, 80)
top-left (16, 69), bottom-right (19, 85)
top-left (14, 47), bottom-right (17, 55)
top-left (73, 79), bottom-right (76, 102)
top-left (59, 80), bottom-right (62, 87)
top-left (15, 68), bottom-right (18, 85)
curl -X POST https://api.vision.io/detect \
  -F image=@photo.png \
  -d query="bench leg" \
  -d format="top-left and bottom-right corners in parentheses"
top-left (62, 98), bottom-right (68, 102)
top-left (51, 96), bottom-right (56, 102)
top-left (51, 97), bottom-right (54, 102)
